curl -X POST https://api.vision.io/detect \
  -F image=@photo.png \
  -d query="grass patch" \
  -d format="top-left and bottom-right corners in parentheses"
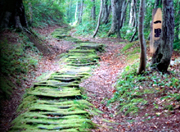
top-left (108, 61), bottom-right (180, 116)
top-left (125, 48), bottom-right (140, 55)
top-left (126, 54), bottom-right (139, 62)
top-left (0, 32), bottom-right (40, 99)
top-left (121, 42), bottom-right (135, 52)
top-left (121, 41), bottom-right (140, 63)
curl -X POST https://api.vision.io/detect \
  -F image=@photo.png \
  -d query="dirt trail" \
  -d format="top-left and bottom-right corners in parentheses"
top-left (1, 26), bottom-right (179, 132)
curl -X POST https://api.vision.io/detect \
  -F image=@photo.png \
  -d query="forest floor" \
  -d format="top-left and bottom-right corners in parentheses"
top-left (0, 25), bottom-right (180, 132)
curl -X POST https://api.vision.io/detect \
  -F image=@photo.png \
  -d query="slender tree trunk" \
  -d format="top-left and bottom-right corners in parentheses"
top-left (129, 1), bottom-right (137, 42)
top-left (75, 1), bottom-right (80, 23)
top-left (151, 0), bottom-right (174, 72)
top-left (118, 0), bottom-right (129, 37)
top-left (130, 26), bottom-right (137, 42)
top-left (93, 0), bottom-right (103, 38)
top-left (91, 0), bottom-right (96, 21)
top-left (138, 0), bottom-right (146, 74)
top-left (129, 0), bottom-right (136, 27)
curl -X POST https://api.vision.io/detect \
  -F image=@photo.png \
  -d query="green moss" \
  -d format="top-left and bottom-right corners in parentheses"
top-left (125, 48), bottom-right (140, 55)
top-left (121, 42), bottom-right (135, 52)
top-left (127, 54), bottom-right (139, 62)
top-left (51, 27), bottom-right (82, 43)
top-left (17, 95), bottom-right (37, 112)
top-left (10, 41), bottom-right (105, 132)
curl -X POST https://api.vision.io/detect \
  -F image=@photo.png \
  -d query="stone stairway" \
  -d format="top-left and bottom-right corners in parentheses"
top-left (9, 43), bottom-right (104, 132)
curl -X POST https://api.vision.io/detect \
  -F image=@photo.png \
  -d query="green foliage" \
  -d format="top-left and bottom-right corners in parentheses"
top-left (0, 33), bottom-right (39, 99)
top-left (0, 38), bottom-right (38, 75)
top-left (108, 61), bottom-right (180, 115)
top-left (173, 40), bottom-right (180, 51)
top-left (121, 26), bottom-right (135, 40)
top-left (24, 0), bottom-right (65, 27)
top-left (75, 21), bottom-right (95, 36)
top-left (121, 42), bottom-right (135, 52)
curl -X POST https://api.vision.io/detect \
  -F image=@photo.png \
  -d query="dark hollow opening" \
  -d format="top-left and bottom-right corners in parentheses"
top-left (154, 20), bottom-right (161, 24)
top-left (154, 28), bottom-right (161, 37)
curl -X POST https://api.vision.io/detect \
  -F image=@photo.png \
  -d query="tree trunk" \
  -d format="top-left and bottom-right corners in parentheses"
top-left (79, 0), bottom-right (84, 25)
top-left (101, 0), bottom-right (110, 24)
top-left (151, 0), bottom-right (174, 72)
top-left (0, 0), bottom-right (28, 31)
top-left (138, 0), bottom-right (146, 74)
top-left (107, 0), bottom-right (121, 37)
top-left (108, 0), bottom-right (128, 38)
top-left (129, 0), bottom-right (136, 27)
top-left (75, 1), bottom-right (81, 23)
top-left (93, 0), bottom-right (103, 38)
top-left (119, 0), bottom-right (129, 36)
top-left (91, 0), bottom-right (96, 21)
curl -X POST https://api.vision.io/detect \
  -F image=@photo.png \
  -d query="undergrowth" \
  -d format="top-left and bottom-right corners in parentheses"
top-left (0, 33), bottom-right (40, 99)
top-left (24, 0), bottom-right (64, 27)
top-left (108, 62), bottom-right (180, 116)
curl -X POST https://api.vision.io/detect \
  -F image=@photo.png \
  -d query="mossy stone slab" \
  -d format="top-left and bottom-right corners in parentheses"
top-left (68, 49), bottom-right (95, 54)
top-left (77, 43), bottom-right (105, 52)
top-left (28, 87), bottom-right (81, 98)
top-left (34, 80), bottom-right (77, 87)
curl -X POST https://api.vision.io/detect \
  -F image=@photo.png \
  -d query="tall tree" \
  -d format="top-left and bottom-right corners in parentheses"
top-left (129, 0), bottom-right (136, 27)
top-left (91, 0), bottom-right (96, 21)
top-left (151, 0), bottom-right (174, 72)
top-left (138, 0), bottom-right (146, 74)
top-left (107, 0), bottom-right (120, 37)
top-left (0, 0), bottom-right (28, 31)
top-left (101, 0), bottom-right (110, 24)
top-left (108, 0), bottom-right (129, 38)
top-left (75, 0), bottom-right (81, 23)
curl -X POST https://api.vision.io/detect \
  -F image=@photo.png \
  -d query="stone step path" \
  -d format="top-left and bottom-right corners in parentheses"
top-left (9, 43), bottom-right (104, 132)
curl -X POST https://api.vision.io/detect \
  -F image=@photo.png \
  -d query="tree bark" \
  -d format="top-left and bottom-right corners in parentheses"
top-left (101, 0), bottom-right (110, 24)
top-left (75, 1), bottom-right (81, 23)
top-left (93, 0), bottom-right (103, 38)
top-left (138, 0), bottom-right (146, 74)
top-left (107, 0), bottom-right (121, 37)
top-left (0, 0), bottom-right (28, 31)
top-left (151, 0), bottom-right (174, 72)
top-left (108, 0), bottom-right (129, 38)
top-left (129, 0), bottom-right (136, 27)
top-left (118, 0), bottom-right (129, 37)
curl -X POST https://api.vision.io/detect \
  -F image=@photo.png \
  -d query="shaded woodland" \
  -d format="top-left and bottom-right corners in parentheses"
top-left (0, 0), bottom-right (180, 132)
